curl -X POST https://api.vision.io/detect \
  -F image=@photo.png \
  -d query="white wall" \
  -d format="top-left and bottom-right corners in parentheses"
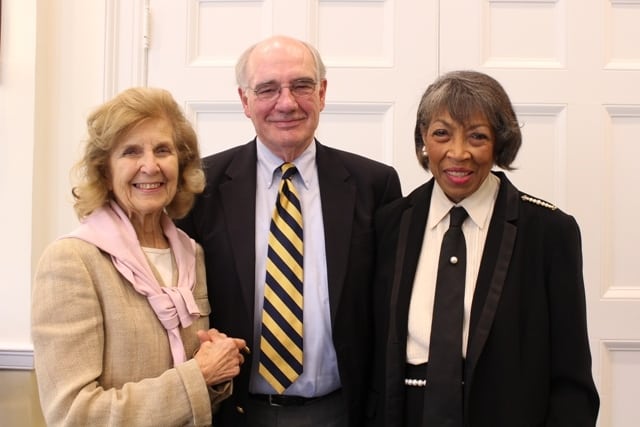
top-left (0, 0), bottom-right (37, 367)
top-left (0, 0), bottom-right (106, 368)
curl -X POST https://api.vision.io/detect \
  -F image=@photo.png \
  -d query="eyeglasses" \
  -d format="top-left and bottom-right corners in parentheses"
top-left (247, 79), bottom-right (318, 102)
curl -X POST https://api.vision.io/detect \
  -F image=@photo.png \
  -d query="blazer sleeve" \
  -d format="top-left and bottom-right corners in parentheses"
top-left (381, 166), bottom-right (403, 205)
top-left (544, 214), bottom-right (599, 425)
top-left (31, 239), bottom-right (215, 427)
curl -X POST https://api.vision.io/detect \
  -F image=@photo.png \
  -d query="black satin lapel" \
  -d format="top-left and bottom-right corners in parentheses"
top-left (465, 173), bottom-right (520, 394)
top-left (394, 184), bottom-right (432, 341)
top-left (466, 222), bottom-right (516, 363)
top-left (387, 207), bottom-right (413, 345)
top-left (384, 205), bottom-right (414, 412)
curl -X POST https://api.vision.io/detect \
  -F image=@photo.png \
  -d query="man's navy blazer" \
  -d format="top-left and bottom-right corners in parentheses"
top-left (177, 139), bottom-right (402, 426)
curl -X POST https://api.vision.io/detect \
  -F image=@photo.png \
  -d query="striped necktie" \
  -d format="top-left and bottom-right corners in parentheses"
top-left (259, 162), bottom-right (304, 393)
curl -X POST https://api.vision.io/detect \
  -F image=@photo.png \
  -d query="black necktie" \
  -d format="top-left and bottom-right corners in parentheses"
top-left (424, 206), bottom-right (468, 427)
top-left (259, 163), bottom-right (304, 393)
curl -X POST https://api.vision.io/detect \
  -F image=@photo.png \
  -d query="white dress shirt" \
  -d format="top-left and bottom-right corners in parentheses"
top-left (406, 173), bottom-right (500, 364)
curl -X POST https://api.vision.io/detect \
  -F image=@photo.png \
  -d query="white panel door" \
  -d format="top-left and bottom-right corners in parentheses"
top-left (111, 0), bottom-right (439, 191)
top-left (439, 1), bottom-right (640, 426)
top-left (109, 0), bottom-right (640, 425)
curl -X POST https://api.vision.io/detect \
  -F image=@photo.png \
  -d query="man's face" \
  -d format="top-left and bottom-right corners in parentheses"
top-left (238, 38), bottom-right (327, 160)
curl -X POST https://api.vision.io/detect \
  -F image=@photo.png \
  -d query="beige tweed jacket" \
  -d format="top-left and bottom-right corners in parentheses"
top-left (32, 237), bottom-right (229, 427)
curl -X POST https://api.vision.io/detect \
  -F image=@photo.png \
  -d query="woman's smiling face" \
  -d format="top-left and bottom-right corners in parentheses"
top-left (423, 109), bottom-right (495, 203)
top-left (108, 117), bottom-right (179, 223)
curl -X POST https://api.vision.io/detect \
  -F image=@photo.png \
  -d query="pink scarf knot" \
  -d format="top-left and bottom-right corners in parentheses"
top-left (67, 201), bottom-right (200, 365)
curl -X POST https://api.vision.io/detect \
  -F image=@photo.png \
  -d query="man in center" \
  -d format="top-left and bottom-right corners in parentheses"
top-left (176, 35), bottom-right (402, 427)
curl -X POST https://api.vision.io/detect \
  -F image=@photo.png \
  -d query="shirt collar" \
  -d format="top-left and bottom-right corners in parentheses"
top-left (256, 138), bottom-right (316, 190)
top-left (428, 172), bottom-right (500, 230)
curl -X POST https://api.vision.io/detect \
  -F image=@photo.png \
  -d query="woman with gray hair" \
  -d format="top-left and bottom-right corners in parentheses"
top-left (369, 70), bottom-right (599, 426)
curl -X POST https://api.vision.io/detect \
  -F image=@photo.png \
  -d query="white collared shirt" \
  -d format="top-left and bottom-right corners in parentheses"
top-left (406, 173), bottom-right (500, 364)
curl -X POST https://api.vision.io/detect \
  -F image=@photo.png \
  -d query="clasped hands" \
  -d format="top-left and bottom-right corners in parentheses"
top-left (194, 328), bottom-right (248, 386)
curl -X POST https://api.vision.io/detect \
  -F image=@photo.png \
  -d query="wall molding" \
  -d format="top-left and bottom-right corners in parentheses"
top-left (105, 0), bottom-right (148, 96)
top-left (0, 349), bottom-right (34, 370)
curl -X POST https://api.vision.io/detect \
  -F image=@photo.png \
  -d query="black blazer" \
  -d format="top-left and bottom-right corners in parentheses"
top-left (369, 171), bottom-right (599, 427)
top-left (176, 139), bottom-right (402, 427)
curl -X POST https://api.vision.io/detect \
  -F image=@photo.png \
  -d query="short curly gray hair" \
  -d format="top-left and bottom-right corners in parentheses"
top-left (414, 70), bottom-right (522, 171)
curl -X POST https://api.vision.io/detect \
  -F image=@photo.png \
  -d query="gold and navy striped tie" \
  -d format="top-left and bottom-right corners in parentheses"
top-left (259, 162), bottom-right (304, 393)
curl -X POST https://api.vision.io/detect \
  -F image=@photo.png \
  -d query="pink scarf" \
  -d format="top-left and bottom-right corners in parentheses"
top-left (66, 200), bottom-right (200, 366)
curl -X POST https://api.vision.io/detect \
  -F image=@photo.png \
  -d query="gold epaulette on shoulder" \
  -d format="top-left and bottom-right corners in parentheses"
top-left (521, 194), bottom-right (557, 210)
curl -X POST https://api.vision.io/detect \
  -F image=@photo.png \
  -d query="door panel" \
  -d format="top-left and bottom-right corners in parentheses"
top-left (109, 1), bottom-right (640, 425)
top-left (440, 1), bottom-right (640, 426)
top-left (134, 0), bottom-right (438, 191)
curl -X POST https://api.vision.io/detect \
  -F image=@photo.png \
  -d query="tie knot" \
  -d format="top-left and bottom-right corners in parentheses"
top-left (280, 162), bottom-right (298, 180)
top-left (449, 206), bottom-right (468, 228)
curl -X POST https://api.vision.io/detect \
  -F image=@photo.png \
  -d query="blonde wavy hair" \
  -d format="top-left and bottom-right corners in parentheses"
top-left (71, 87), bottom-right (205, 220)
